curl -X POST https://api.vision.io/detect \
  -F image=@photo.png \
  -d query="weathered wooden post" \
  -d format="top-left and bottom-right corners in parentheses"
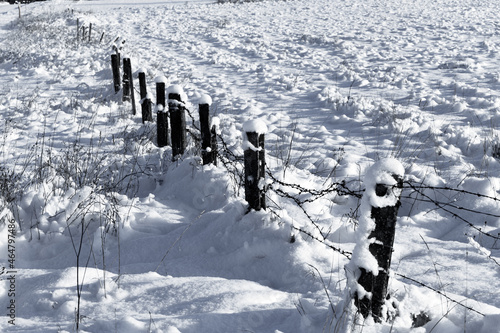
top-left (138, 70), bottom-right (153, 123)
top-left (198, 94), bottom-right (217, 165)
top-left (243, 119), bottom-right (267, 211)
top-left (156, 77), bottom-right (169, 147)
top-left (122, 58), bottom-right (137, 115)
top-left (348, 158), bottom-right (404, 322)
top-left (122, 58), bottom-right (131, 102)
top-left (168, 85), bottom-right (187, 160)
top-left (89, 23), bottom-right (92, 42)
top-left (111, 53), bottom-right (121, 94)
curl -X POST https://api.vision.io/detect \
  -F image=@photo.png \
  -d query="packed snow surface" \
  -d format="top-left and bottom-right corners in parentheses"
top-left (1, 0), bottom-right (500, 332)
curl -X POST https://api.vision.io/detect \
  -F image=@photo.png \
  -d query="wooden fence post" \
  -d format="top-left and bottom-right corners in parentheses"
top-left (156, 78), bottom-right (169, 147)
top-left (198, 95), bottom-right (217, 165)
top-left (210, 119), bottom-right (218, 166)
top-left (138, 70), bottom-right (153, 123)
top-left (111, 53), bottom-right (121, 94)
top-left (122, 58), bottom-right (131, 102)
top-left (243, 119), bottom-right (267, 211)
top-left (352, 159), bottom-right (404, 322)
top-left (168, 85), bottom-right (187, 160)
top-left (122, 57), bottom-right (137, 115)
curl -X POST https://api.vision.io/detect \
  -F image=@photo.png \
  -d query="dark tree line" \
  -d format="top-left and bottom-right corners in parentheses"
top-left (4, 0), bottom-right (47, 4)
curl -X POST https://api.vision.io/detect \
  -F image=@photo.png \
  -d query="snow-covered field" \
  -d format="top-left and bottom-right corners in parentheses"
top-left (1, 0), bottom-right (500, 332)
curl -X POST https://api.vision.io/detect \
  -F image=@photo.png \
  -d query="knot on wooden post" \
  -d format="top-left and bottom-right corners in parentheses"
top-left (243, 119), bottom-right (268, 211)
top-left (168, 85), bottom-right (187, 160)
top-left (155, 78), bottom-right (169, 147)
top-left (348, 158), bottom-right (404, 322)
top-left (198, 94), bottom-right (217, 165)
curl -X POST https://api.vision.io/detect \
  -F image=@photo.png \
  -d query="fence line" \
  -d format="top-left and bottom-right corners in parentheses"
top-left (76, 19), bottom-right (105, 44)
top-left (106, 52), bottom-right (495, 323)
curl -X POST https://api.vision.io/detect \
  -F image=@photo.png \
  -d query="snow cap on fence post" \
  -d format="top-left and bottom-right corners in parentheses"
top-left (242, 118), bottom-right (268, 154)
top-left (167, 84), bottom-right (188, 104)
top-left (242, 119), bottom-right (268, 135)
top-left (211, 116), bottom-right (220, 131)
top-left (363, 159), bottom-right (404, 208)
top-left (154, 75), bottom-right (168, 84)
top-left (198, 93), bottom-right (213, 106)
top-left (243, 119), bottom-right (268, 211)
top-left (347, 157), bottom-right (404, 322)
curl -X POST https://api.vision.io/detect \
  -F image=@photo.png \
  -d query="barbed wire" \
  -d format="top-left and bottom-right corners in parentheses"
top-left (289, 218), bottom-right (487, 317)
top-left (403, 181), bottom-right (500, 241)
top-left (404, 183), bottom-right (500, 202)
top-left (394, 272), bottom-right (485, 317)
top-left (261, 167), bottom-right (496, 318)
top-left (292, 225), bottom-right (353, 258)
top-left (266, 166), bottom-right (363, 201)
top-left (156, 121), bottom-right (497, 317)
top-left (214, 134), bottom-right (244, 196)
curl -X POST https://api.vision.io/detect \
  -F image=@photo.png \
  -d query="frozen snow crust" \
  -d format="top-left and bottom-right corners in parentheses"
top-left (1, 0), bottom-right (500, 332)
